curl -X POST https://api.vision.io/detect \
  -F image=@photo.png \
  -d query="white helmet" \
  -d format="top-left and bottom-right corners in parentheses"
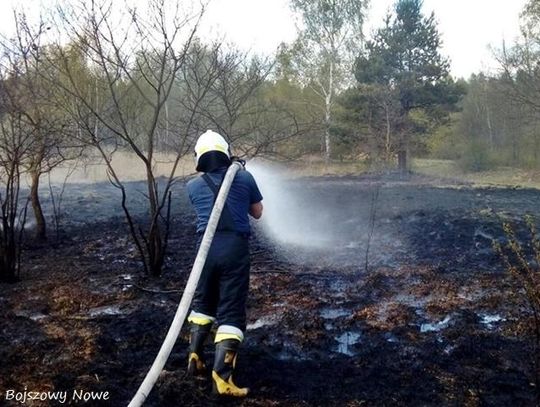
top-left (194, 130), bottom-right (230, 164)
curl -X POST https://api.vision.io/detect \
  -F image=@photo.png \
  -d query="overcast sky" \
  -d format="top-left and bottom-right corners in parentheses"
top-left (202, 0), bottom-right (528, 79)
top-left (0, 0), bottom-right (529, 79)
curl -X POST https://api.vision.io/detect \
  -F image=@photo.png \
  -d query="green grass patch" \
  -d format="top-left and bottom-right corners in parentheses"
top-left (412, 158), bottom-right (540, 189)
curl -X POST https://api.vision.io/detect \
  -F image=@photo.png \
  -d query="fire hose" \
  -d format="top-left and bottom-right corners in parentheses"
top-left (128, 160), bottom-right (244, 407)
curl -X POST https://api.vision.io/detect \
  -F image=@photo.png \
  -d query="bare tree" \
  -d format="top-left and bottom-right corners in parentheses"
top-left (176, 44), bottom-right (312, 159)
top-left (0, 64), bottom-right (32, 282)
top-left (0, 12), bottom-right (82, 241)
top-left (42, 0), bottom-right (211, 276)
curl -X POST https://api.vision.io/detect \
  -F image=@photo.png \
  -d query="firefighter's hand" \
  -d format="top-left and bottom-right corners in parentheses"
top-left (231, 156), bottom-right (246, 169)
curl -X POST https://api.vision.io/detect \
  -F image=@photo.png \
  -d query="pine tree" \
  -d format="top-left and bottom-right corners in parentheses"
top-left (355, 0), bottom-right (460, 171)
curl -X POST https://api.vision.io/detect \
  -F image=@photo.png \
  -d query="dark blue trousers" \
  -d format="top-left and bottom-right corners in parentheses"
top-left (192, 232), bottom-right (250, 331)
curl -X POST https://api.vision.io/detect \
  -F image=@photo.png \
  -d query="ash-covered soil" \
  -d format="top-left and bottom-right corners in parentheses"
top-left (1, 173), bottom-right (540, 406)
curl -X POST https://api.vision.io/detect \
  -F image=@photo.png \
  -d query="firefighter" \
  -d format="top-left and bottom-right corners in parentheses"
top-left (186, 130), bottom-right (263, 397)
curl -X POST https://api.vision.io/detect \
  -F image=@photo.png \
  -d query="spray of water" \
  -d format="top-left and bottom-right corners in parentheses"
top-left (247, 160), bottom-right (339, 250)
top-left (246, 160), bottom-right (401, 269)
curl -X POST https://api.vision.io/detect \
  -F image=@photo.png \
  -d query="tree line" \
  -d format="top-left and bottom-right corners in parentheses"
top-left (0, 0), bottom-right (539, 281)
top-left (430, 0), bottom-right (540, 171)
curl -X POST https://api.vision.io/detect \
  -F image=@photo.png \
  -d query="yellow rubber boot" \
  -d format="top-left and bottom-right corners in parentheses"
top-left (212, 339), bottom-right (249, 397)
top-left (187, 323), bottom-right (212, 377)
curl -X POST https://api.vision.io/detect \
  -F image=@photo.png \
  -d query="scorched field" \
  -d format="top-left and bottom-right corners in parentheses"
top-left (1, 171), bottom-right (539, 406)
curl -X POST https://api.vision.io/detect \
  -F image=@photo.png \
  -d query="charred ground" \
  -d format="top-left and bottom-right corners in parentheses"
top-left (1, 173), bottom-right (539, 406)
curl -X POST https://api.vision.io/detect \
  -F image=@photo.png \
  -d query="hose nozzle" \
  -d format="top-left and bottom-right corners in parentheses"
top-left (231, 157), bottom-right (246, 169)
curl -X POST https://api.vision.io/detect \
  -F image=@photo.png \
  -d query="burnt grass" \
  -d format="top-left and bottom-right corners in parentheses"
top-left (1, 173), bottom-right (540, 406)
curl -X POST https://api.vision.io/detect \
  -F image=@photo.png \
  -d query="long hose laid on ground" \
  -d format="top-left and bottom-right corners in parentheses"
top-left (128, 161), bottom-right (243, 407)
